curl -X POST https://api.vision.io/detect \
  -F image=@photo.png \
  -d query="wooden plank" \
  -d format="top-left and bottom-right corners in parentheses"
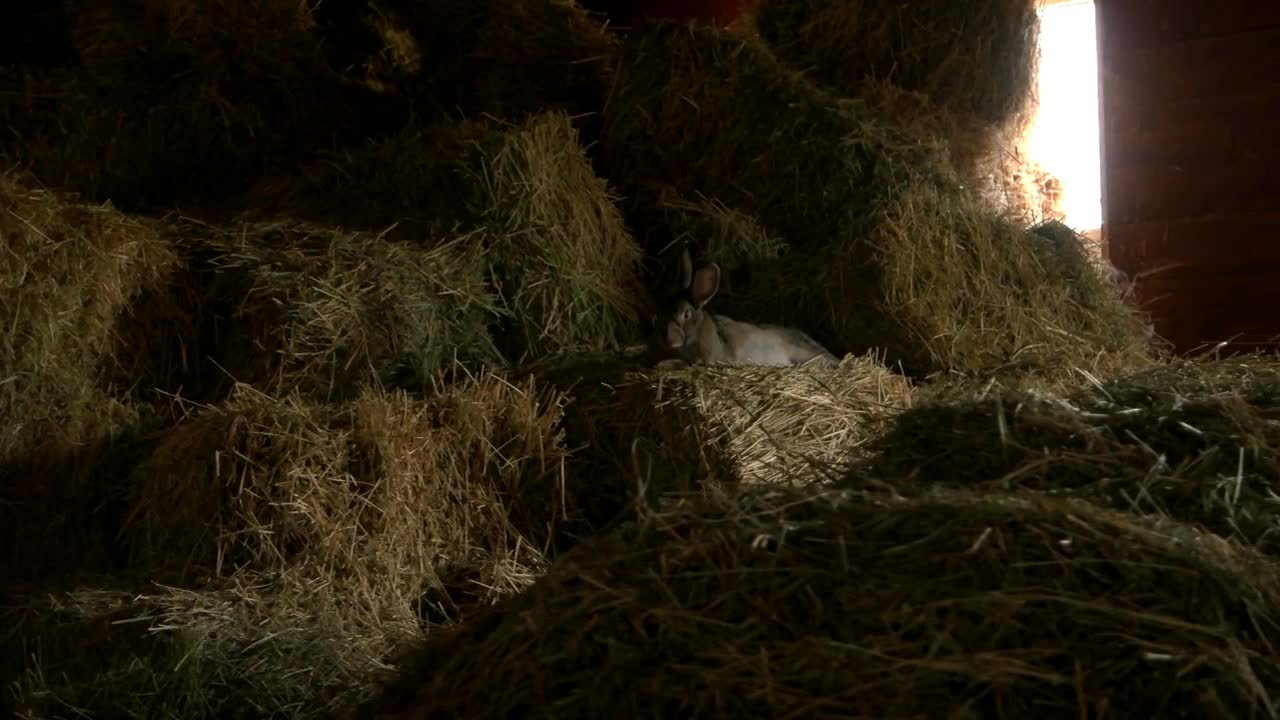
top-left (1103, 156), bottom-right (1280, 224)
top-left (1097, 0), bottom-right (1280, 53)
top-left (1105, 214), bottom-right (1280, 274)
top-left (1103, 86), bottom-right (1280, 169)
top-left (1130, 276), bottom-right (1280, 353)
top-left (1100, 25), bottom-right (1280, 109)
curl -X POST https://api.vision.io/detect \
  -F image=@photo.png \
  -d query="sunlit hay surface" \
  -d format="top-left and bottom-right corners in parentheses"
top-left (357, 485), bottom-right (1280, 720)
top-left (864, 356), bottom-right (1280, 556)
top-left (639, 354), bottom-right (916, 486)
top-left (843, 78), bottom-right (1061, 218)
top-left (600, 22), bottom-right (1153, 381)
top-left (0, 174), bottom-right (175, 465)
top-left (856, 185), bottom-right (1156, 375)
top-left (8, 572), bottom-right (408, 720)
top-left (124, 374), bottom-right (568, 608)
top-left (751, 0), bottom-right (1040, 128)
top-left (254, 111), bottom-right (644, 364)
top-left (534, 354), bottom-right (914, 545)
top-left (181, 219), bottom-right (503, 401)
top-left (368, 0), bottom-right (619, 121)
top-left (2, 0), bottom-right (389, 213)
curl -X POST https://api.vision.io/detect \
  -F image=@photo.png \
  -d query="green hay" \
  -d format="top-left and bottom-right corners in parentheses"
top-left (533, 353), bottom-right (914, 549)
top-left (359, 485), bottom-right (1280, 719)
top-left (7, 572), bottom-right (409, 720)
top-left (1, 0), bottom-right (397, 213)
top-left (252, 111), bottom-right (645, 364)
top-left (154, 219), bottom-right (502, 403)
top-left (751, 0), bottom-right (1040, 127)
top-left (599, 22), bottom-right (1153, 381)
top-left (864, 356), bottom-right (1280, 557)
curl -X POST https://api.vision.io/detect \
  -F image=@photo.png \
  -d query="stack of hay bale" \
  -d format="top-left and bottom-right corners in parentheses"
top-left (5, 1), bottom-right (1279, 719)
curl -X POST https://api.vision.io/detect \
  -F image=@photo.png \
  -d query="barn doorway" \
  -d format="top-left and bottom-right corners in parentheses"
top-left (1026, 0), bottom-right (1102, 240)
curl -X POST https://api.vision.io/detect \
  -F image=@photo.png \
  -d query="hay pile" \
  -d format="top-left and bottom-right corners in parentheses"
top-left (0, 173), bottom-right (178, 579)
top-left (357, 485), bottom-right (1280, 719)
top-left (130, 220), bottom-right (502, 404)
top-left (747, 0), bottom-right (1056, 220)
top-left (752, 0), bottom-right (1039, 128)
top-left (864, 357), bottom-right (1280, 555)
top-left (252, 110), bottom-right (645, 364)
top-left (599, 22), bottom-right (1152, 383)
top-left (9, 371), bottom-right (570, 719)
top-left (8, 573), bottom-right (406, 719)
top-left (0, 0), bottom-right (394, 213)
top-left (532, 353), bottom-right (914, 543)
top-left (0, 174), bottom-right (174, 465)
top-left (124, 376), bottom-right (567, 597)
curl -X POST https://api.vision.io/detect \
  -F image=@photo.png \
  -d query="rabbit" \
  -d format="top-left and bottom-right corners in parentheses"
top-left (651, 248), bottom-right (839, 368)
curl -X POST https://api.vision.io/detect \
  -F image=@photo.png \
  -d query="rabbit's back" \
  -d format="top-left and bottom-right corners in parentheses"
top-left (716, 316), bottom-right (837, 367)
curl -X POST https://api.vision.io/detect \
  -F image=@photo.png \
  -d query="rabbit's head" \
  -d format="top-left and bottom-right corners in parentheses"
top-left (652, 247), bottom-right (721, 360)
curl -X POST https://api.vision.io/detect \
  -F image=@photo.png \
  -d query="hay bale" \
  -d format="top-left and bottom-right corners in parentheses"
top-left (357, 485), bottom-right (1280, 719)
top-left (619, 183), bottom-right (787, 300)
top-left (865, 357), bottom-right (1280, 556)
top-left (350, 0), bottom-right (618, 121)
top-left (124, 374), bottom-right (568, 605)
top-left (253, 111), bottom-right (645, 364)
top-left (750, 0), bottom-right (1039, 128)
top-left (0, 173), bottom-right (175, 463)
top-left (599, 22), bottom-right (1152, 381)
top-left (7, 572), bottom-right (409, 720)
top-left (0, 0), bottom-right (398, 212)
top-left (0, 173), bottom-right (178, 578)
top-left (130, 219), bottom-right (504, 403)
top-left (535, 353), bottom-right (914, 543)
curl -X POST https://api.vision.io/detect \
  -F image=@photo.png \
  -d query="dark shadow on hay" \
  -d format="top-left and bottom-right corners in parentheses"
top-left (751, 0), bottom-right (1040, 126)
top-left (104, 238), bottom-right (261, 411)
top-left (251, 112), bottom-right (645, 367)
top-left (347, 0), bottom-right (618, 125)
top-left (860, 357), bottom-right (1280, 556)
top-left (0, 3), bottom-right (78, 67)
top-left (0, 46), bottom-right (402, 214)
top-left (357, 485), bottom-right (1280, 719)
top-left (0, 422), bottom-right (163, 586)
top-left (523, 353), bottom-right (733, 553)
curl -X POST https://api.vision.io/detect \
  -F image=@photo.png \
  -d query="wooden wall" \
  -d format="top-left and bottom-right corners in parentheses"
top-left (1097, 0), bottom-right (1280, 353)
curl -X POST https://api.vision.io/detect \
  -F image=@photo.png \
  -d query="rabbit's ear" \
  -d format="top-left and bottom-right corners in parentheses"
top-left (689, 263), bottom-right (720, 308)
top-left (678, 246), bottom-right (694, 290)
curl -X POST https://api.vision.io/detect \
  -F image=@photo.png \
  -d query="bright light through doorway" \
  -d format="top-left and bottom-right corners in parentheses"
top-left (1026, 0), bottom-right (1102, 233)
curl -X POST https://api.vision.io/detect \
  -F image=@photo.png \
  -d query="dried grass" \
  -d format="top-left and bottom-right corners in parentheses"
top-left (750, 0), bottom-right (1040, 160)
top-left (8, 372), bottom-right (570, 717)
top-left (864, 356), bottom-right (1280, 556)
top-left (0, 0), bottom-right (395, 212)
top-left (124, 374), bottom-right (567, 597)
top-left (7, 573), bottom-right (409, 720)
top-left (131, 219), bottom-right (503, 404)
top-left (533, 353), bottom-right (915, 547)
top-left (358, 484), bottom-right (1280, 719)
top-left (0, 173), bottom-right (177, 579)
top-left (599, 22), bottom-right (1153, 383)
top-left (252, 112), bottom-right (645, 364)
top-left (362, 0), bottom-right (618, 121)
